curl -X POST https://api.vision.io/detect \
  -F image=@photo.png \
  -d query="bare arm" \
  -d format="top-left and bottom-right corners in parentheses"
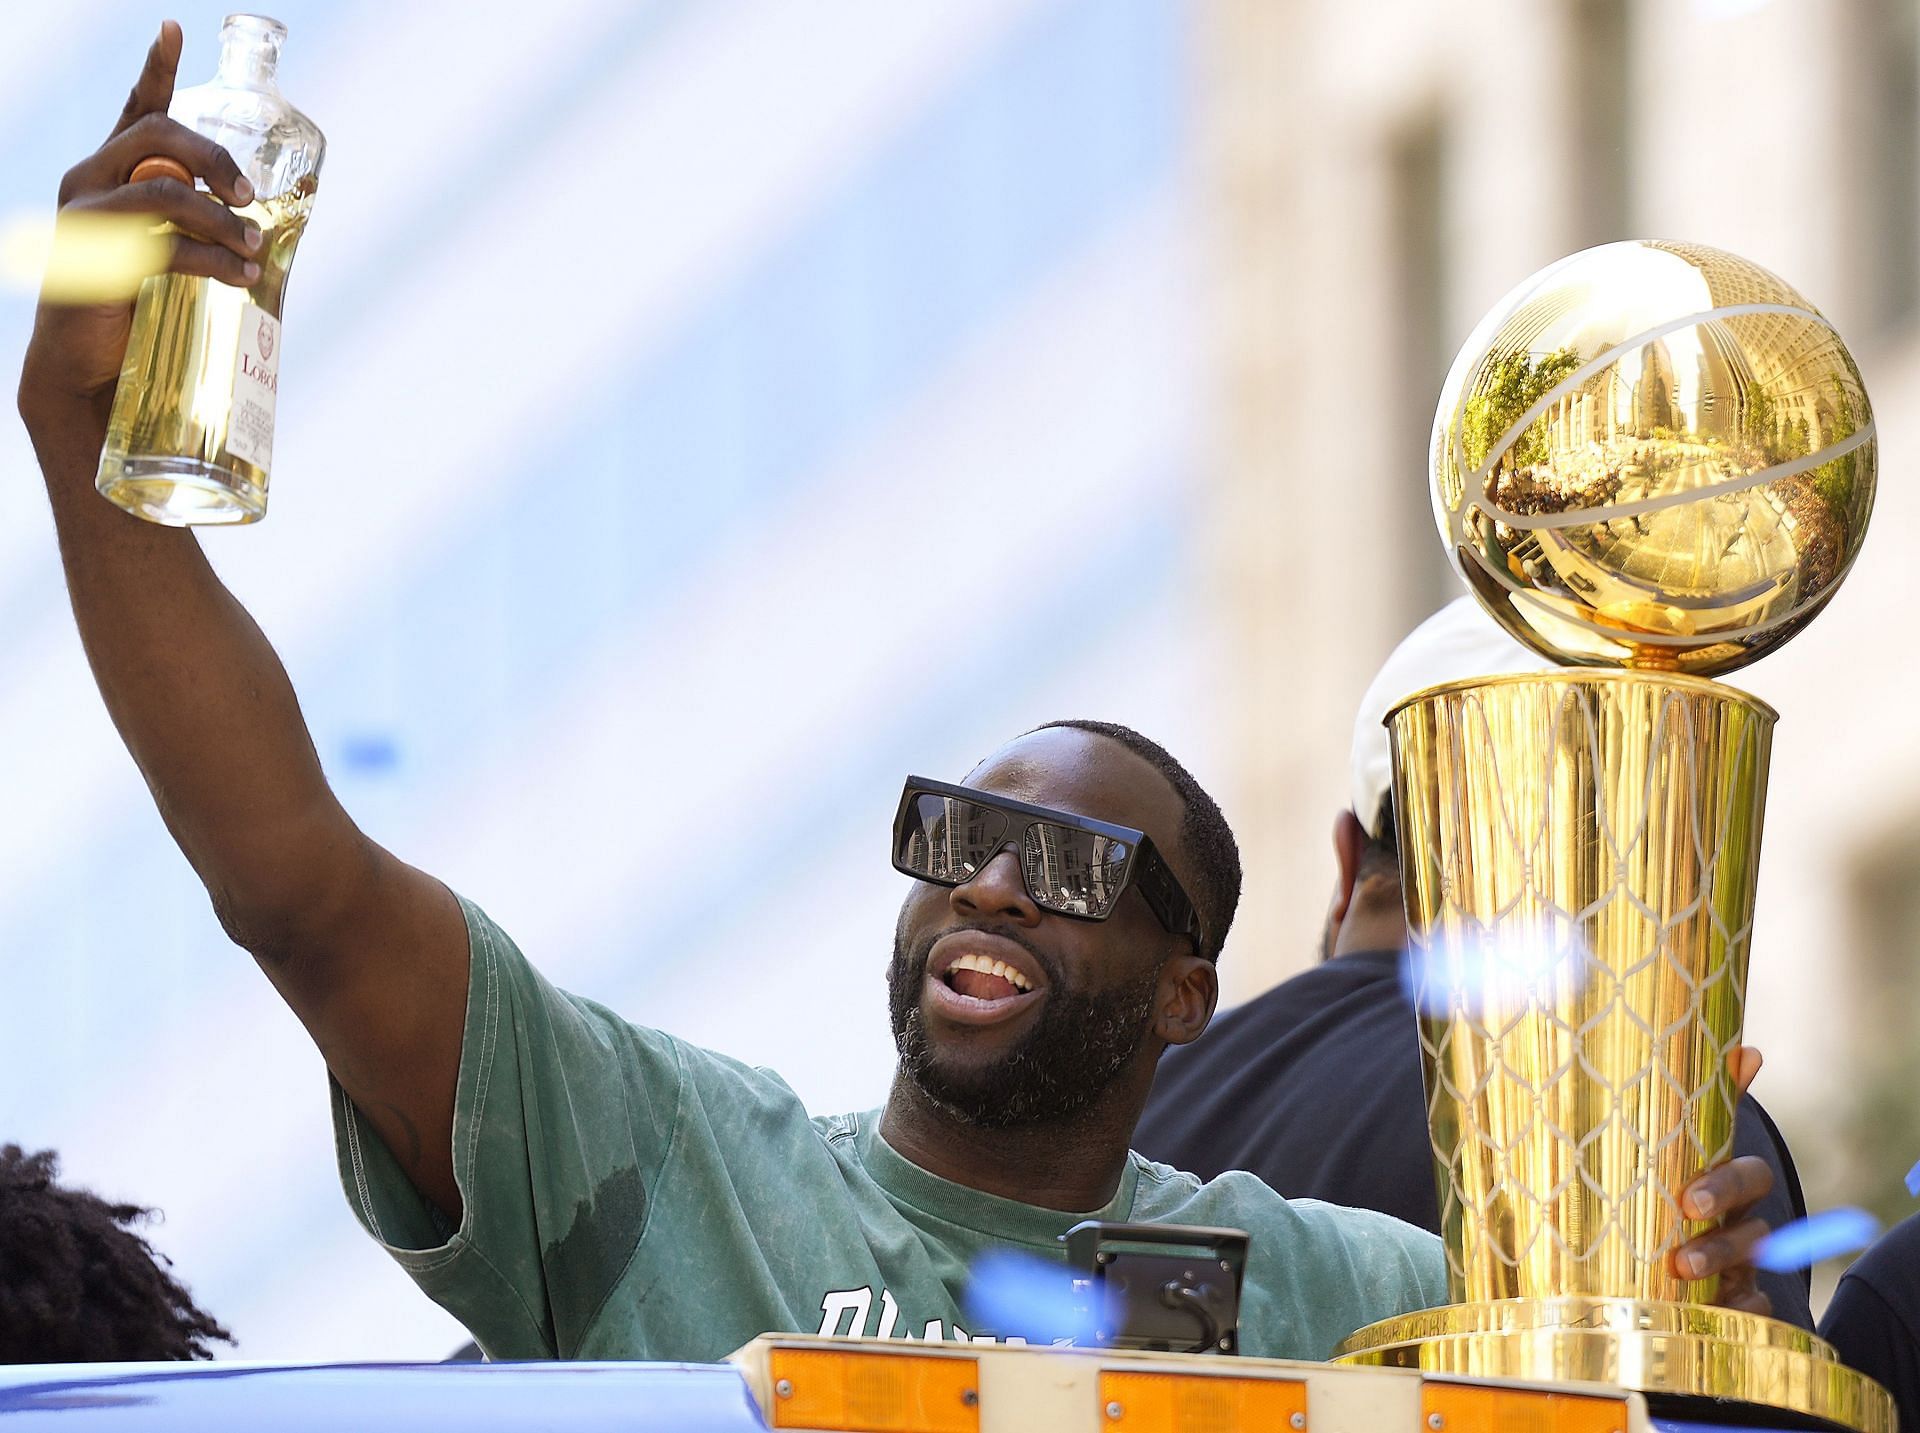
top-left (18, 23), bottom-right (467, 1216)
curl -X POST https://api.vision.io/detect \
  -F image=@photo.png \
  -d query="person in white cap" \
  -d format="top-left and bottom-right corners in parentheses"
top-left (1133, 596), bottom-right (1814, 1329)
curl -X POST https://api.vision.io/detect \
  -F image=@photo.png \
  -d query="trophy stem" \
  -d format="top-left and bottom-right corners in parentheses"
top-left (1356, 671), bottom-right (1893, 1432)
top-left (1391, 670), bottom-right (1771, 1307)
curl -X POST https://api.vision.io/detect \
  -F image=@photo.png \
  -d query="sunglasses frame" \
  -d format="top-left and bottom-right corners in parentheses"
top-left (891, 775), bottom-right (1199, 943)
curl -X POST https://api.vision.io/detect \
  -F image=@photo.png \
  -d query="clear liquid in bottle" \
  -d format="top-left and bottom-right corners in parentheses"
top-left (96, 15), bottom-right (324, 526)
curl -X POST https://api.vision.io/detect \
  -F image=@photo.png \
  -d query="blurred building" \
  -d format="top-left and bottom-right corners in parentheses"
top-left (2, 0), bottom-right (1914, 1361)
top-left (1201, 0), bottom-right (1920, 1232)
top-left (0, 0), bottom-right (1220, 1360)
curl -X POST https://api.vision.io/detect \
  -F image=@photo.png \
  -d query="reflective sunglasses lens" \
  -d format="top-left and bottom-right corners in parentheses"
top-left (898, 793), bottom-right (1008, 882)
top-left (1021, 824), bottom-right (1131, 917)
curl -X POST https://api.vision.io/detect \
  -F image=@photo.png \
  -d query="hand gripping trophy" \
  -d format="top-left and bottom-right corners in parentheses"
top-left (1331, 241), bottom-right (1895, 1433)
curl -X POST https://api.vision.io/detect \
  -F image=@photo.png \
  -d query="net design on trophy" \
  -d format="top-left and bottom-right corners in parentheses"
top-left (1397, 675), bottom-right (1768, 1304)
top-left (1332, 241), bottom-right (1894, 1433)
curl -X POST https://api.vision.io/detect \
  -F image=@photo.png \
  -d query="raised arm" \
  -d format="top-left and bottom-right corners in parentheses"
top-left (17, 23), bottom-right (468, 1217)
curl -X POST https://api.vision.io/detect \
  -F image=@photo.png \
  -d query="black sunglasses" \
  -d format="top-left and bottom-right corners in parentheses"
top-left (891, 776), bottom-right (1198, 941)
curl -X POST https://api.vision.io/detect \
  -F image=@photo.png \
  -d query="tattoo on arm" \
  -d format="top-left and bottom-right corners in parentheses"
top-left (368, 1100), bottom-right (425, 1173)
top-left (324, 1049), bottom-right (432, 1178)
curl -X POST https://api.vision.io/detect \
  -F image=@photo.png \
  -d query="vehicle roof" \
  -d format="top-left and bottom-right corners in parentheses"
top-left (0, 1361), bottom-right (768, 1430)
top-left (0, 1358), bottom-right (1793, 1432)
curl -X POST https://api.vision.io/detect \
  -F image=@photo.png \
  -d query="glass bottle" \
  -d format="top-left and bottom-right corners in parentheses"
top-left (96, 14), bottom-right (324, 526)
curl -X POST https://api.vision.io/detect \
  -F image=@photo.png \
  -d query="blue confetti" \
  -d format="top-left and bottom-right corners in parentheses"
top-left (1753, 1208), bottom-right (1881, 1273)
top-left (340, 735), bottom-right (400, 773)
top-left (1905, 1161), bottom-right (1920, 1199)
top-left (964, 1250), bottom-right (1099, 1346)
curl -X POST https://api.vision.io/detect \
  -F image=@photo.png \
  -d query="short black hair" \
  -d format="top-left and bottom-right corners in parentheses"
top-left (1359, 792), bottom-right (1399, 883)
top-left (1032, 720), bottom-right (1242, 963)
top-left (0, 1144), bottom-right (232, 1362)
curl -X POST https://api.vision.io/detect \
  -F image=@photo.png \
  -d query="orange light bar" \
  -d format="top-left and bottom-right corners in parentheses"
top-left (1421, 1381), bottom-right (1629, 1433)
top-left (1097, 1369), bottom-right (1308, 1430)
top-left (767, 1347), bottom-right (981, 1433)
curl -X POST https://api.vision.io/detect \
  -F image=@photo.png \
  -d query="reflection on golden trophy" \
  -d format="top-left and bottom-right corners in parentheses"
top-left (1429, 239), bottom-right (1873, 676)
top-left (1333, 241), bottom-right (1894, 1433)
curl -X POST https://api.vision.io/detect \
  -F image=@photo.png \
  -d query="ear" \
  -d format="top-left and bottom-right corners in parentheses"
top-left (1327, 809), bottom-right (1370, 931)
top-left (1157, 953), bottom-right (1219, 1047)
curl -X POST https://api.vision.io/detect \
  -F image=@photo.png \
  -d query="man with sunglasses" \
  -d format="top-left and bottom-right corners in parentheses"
top-left (18, 30), bottom-right (1776, 1364)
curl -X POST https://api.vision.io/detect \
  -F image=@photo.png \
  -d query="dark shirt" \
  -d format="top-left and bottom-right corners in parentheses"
top-left (1135, 948), bottom-right (1814, 1329)
top-left (1820, 1213), bottom-right (1920, 1431)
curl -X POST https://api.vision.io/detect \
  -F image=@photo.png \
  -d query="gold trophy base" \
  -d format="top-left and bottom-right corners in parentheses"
top-left (1335, 1299), bottom-right (1895, 1433)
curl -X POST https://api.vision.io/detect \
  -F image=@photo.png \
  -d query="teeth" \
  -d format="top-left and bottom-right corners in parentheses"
top-left (948, 952), bottom-right (1033, 992)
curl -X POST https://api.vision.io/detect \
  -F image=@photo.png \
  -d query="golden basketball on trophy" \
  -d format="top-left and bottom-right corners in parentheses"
top-left (1333, 240), bottom-right (1894, 1433)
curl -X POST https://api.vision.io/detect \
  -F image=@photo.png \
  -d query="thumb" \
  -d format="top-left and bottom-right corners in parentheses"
top-left (111, 21), bottom-right (183, 139)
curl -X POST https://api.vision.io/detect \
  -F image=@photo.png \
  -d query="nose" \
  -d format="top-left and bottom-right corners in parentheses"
top-left (950, 845), bottom-right (1042, 925)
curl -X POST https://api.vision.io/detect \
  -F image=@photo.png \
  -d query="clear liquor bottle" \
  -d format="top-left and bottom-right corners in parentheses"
top-left (96, 14), bottom-right (324, 526)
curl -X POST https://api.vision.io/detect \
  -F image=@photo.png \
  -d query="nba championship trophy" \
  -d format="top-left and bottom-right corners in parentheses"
top-left (1332, 242), bottom-right (1894, 1433)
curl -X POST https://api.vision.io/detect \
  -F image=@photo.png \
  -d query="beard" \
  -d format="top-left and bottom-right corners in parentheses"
top-left (887, 919), bottom-right (1163, 1129)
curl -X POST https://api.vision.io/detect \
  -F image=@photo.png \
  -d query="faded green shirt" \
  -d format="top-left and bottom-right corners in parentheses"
top-left (332, 898), bottom-right (1447, 1362)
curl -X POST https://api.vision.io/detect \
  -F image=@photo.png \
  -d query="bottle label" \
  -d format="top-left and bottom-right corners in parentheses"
top-left (228, 304), bottom-right (280, 470)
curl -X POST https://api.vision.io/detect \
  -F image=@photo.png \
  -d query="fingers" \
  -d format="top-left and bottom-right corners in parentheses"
top-left (61, 182), bottom-right (262, 291)
top-left (1728, 1045), bottom-right (1763, 1098)
top-left (1680, 1214), bottom-right (1775, 1319)
top-left (165, 235), bottom-right (262, 289)
top-left (99, 113), bottom-right (253, 206)
top-left (112, 21), bottom-right (183, 139)
top-left (1701, 1253), bottom-right (1772, 1316)
top-left (67, 114), bottom-right (254, 211)
top-left (1674, 1214), bottom-right (1771, 1282)
top-left (93, 177), bottom-right (260, 257)
top-left (1681, 1154), bottom-right (1774, 1221)
top-left (60, 36), bottom-right (255, 224)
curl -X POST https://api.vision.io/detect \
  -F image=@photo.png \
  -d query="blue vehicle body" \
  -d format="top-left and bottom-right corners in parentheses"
top-left (0, 1360), bottom-right (1797, 1431)
top-left (0, 1362), bottom-right (769, 1431)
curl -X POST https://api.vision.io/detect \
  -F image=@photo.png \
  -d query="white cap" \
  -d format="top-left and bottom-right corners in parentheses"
top-left (1349, 596), bottom-right (1551, 838)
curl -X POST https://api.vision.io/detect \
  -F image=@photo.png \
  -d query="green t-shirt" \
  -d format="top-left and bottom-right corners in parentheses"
top-left (332, 897), bottom-right (1447, 1363)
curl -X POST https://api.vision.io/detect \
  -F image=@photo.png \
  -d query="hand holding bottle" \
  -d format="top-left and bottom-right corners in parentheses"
top-left (17, 22), bottom-right (463, 1230)
top-left (18, 22), bottom-right (259, 425)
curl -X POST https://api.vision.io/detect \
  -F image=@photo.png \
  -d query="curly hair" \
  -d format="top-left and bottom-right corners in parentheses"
top-left (0, 1144), bottom-right (232, 1361)
top-left (1032, 720), bottom-right (1243, 964)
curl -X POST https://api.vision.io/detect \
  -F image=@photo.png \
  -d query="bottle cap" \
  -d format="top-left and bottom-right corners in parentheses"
top-left (129, 155), bottom-right (194, 187)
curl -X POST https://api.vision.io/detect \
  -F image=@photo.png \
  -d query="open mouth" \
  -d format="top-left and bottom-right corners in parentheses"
top-left (926, 934), bottom-right (1047, 1023)
top-left (943, 952), bottom-right (1034, 1001)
